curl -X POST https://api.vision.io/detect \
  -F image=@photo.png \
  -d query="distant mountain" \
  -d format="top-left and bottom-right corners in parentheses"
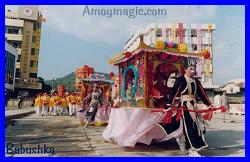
top-left (45, 72), bottom-right (112, 92)
top-left (45, 72), bottom-right (76, 92)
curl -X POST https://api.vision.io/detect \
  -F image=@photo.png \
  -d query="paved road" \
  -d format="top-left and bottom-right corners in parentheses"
top-left (5, 111), bottom-right (244, 157)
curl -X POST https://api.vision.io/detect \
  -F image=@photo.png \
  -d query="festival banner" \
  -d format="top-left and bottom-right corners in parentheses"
top-left (171, 23), bottom-right (176, 43)
top-left (197, 24), bottom-right (201, 52)
top-left (196, 59), bottom-right (202, 78)
top-left (178, 23), bottom-right (183, 44)
top-left (208, 23), bottom-right (213, 58)
top-left (187, 24), bottom-right (192, 52)
top-left (204, 59), bottom-right (212, 77)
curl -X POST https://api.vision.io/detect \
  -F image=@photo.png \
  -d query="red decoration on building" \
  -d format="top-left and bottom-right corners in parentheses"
top-left (124, 52), bottom-right (132, 58)
top-left (109, 72), bottom-right (114, 78)
top-left (203, 51), bottom-right (211, 59)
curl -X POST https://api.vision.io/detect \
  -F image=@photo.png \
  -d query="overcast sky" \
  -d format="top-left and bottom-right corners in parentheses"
top-left (5, 5), bottom-right (245, 85)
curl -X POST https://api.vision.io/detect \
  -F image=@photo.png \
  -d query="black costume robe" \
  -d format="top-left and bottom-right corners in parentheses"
top-left (160, 74), bottom-right (212, 151)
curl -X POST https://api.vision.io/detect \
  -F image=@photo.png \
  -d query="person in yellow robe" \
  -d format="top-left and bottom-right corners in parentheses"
top-left (41, 93), bottom-right (50, 116)
top-left (68, 93), bottom-right (77, 116)
top-left (53, 93), bottom-right (62, 116)
top-left (34, 93), bottom-right (42, 115)
top-left (76, 93), bottom-right (83, 117)
top-left (49, 94), bottom-right (55, 116)
top-left (61, 96), bottom-right (69, 115)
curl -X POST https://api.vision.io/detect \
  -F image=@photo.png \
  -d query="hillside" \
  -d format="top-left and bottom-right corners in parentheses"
top-left (45, 72), bottom-right (76, 92)
top-left (45, 72), bottom-right (112, 92)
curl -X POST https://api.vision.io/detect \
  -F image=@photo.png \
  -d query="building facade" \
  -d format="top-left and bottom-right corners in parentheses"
top-left (5, 6), bottom-right (43, 93)
top-left (123, 23), bottom-right (216, 87)
top-left (221, 79), bottom-right (245, 104)
top-left (5, 41), bottom-right (18, 92)
top-left (221, 79), bottom-right (245, 94)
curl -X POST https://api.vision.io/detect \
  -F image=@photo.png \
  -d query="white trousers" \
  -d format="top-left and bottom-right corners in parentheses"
top-left (49, 107), bottom-right (54, 115)
top-left (61, 108), bottom-right (69, 115)
top-left (36, 106), bottom-right (42, 115)
top-left (41, 105), bottom-right (48, 116)
top-left (69, 104), bottom-right (76, 116)
top-left (53, 106), bottom-right (62, 116)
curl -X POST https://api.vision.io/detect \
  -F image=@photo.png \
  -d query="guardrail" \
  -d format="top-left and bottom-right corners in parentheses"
top-left (228, 104), bottom-right (245, 115)
top-left (6, 99), bottom-right (34, 109)
top-left (197, 104), bottom-right (245, 115)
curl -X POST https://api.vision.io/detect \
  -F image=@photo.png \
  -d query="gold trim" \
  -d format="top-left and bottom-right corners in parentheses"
top-left (108, 34), bottom-right (204, 65)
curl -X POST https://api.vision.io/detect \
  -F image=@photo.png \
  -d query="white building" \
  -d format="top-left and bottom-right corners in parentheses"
top-left (222, 79), bottom-right (245, 94)
top-left (5, 41), bottom-right (18, 92)
top-left (124, 23), bottom-right (216, 87)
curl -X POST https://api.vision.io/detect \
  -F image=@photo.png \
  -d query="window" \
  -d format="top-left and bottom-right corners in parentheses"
top-left (5, 51), bottom-right (15, 74)
top-left (17, 55), bottom-right (21, 62)
top-left (6, 26), bottom-right (22, 35)
top-left (32, 36), bottom-right (36, 43)
top-left (37, 23), bottom-right (41, 29)
top-left (6, 26), bottom-right (11, 34)
top-left (18, 28), bottom-right (22, 35)
top-left (8, 40), bottom-right (22, 49)
top-left (31, 48), bottom-right (35, 55)
top-left (191, 29), bottom-right (197, 37)
top-left (192, 44), bottom-right (197, 51)
top-left (29, 73), bottom-right (37, 78)
top-left (33, 23), bottom-right (37, 31)
top-left (13, 27), bottom-right (19, 34)
top-left (5, 72), bottom-right (14, 84)
top-left (156, 29), bottom-right (162, 37)
top-left (15, 69), bottom-right (20, 78)
top-left (30, 60), bottom-right (34, 68)
top-left (175, 30), bottom-right (179, 37)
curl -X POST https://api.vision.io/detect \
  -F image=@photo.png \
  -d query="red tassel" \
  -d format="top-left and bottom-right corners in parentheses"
top-left (203, 113), bottom-right (209, 120)
top-left (162, 110), bottom-right (173, 124)
top-left (209, 112), bottom-right (213, 121)
top-left (203, 111), bottom-right (213, 121)
top-left (221, 106), bottom-right (226, 113)
top-left (176, 109), bottom-right (182, 122)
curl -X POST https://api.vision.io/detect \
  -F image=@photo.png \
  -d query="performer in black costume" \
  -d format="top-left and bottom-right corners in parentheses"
top-left (160, 57), bottom-right (214, 157)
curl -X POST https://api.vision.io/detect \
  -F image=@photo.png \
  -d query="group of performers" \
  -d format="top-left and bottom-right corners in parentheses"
top-left (34, 84), bottom-right (106, 128)
top-left (34, 92), bottom-right (82, 116)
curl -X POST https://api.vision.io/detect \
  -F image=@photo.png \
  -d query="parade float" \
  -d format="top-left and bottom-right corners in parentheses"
top-left (102, 35), bottom-right (212, 147)
top-left (75, 65), bottom-right (114, 126)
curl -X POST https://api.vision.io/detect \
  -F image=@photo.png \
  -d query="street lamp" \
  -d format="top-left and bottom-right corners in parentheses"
top-left (51, 75), bottom-right (55, 94)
